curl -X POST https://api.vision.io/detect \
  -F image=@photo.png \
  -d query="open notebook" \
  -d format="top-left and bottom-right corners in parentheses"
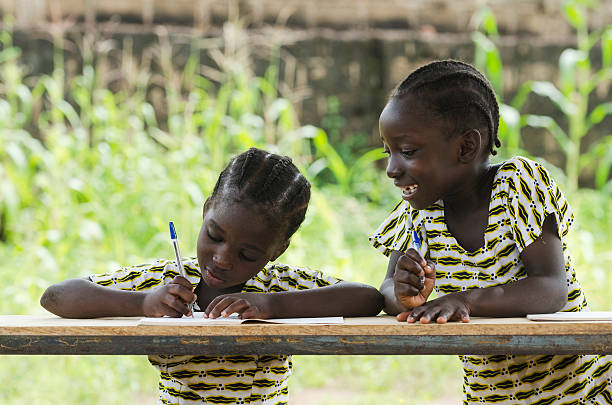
top-left (137, 312), bottom-right (344, 326)
top-left (527, 311), bottom-right (612, 321)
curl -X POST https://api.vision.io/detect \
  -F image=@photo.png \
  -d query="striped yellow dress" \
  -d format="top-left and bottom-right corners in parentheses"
top-left (90, 259), bottom-right (339, 405)
top-left (370, 156), bottom-right (612, 404)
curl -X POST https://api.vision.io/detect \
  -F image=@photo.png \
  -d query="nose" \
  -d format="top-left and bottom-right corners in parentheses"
top-left (386, 155), bottom-right (402, 179)
top-left (212, 244), bottom-right (232, 270)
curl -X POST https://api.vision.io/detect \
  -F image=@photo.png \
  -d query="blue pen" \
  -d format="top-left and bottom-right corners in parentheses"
top-left (169, 222), bottom-right (194, 317)
top-left (412, 229), bottom-right (426, 285)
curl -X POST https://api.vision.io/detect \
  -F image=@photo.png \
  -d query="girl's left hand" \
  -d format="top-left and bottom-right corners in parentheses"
top-left (204, 293), bottom-right (272, 319)
top-left (397, 293), bottom-right (471, 323)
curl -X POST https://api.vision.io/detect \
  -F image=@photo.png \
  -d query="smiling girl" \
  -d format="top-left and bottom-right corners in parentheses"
top-left (41, 147), bottom-right (383, 405)
top-left (370, 60), bottom-right (612, 404)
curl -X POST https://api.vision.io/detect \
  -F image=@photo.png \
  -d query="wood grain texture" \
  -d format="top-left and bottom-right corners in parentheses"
top-left (1, 315), bottom-right (611, 355)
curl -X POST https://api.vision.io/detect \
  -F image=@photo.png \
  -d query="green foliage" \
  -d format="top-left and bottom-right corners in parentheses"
top-left (473, 1), bottom-right (612, 192)
top-left (0, 6), bottom-right (611, 403)
top-left (472, 8), bottom-right (533, 159)
top-left (0, 22), bottom-right (413, 405)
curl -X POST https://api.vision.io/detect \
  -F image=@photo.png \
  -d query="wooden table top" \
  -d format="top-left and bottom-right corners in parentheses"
top-left (1, 315), bottom-right (610, 355)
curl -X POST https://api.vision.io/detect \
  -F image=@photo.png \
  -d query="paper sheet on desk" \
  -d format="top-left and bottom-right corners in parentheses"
top-left (527, 311), bottom-right (612, 321)
top-left (137, 312), bottom-right (344, 326)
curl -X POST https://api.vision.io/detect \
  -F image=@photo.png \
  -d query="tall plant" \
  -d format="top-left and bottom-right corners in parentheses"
top-left (519, 0), bottom-right (612, 192)
top-left (471, 7), bottom-right (533, 158)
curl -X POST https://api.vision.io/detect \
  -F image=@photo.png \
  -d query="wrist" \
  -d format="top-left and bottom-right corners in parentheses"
top-left (264, 293), bottom-right (280, 319)
top-left (132, 291), bottom-right (149, 316)
top-left (382, 284), bottom-right (408, 315)
top-left (456, 289), bottom-right (478, 315)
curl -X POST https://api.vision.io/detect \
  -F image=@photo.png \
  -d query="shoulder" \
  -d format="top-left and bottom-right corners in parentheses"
top-left (498, 157), bottom-right (554, 185)
top-left (260, 263), bottom-right (321, 280)
top-left (90, 258), bottom-right (200, 289)
top-left (247, 263), bottom-right (340, 292)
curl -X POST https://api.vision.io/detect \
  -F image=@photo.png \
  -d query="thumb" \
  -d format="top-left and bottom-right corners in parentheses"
top-left (424, 261), bottom-right (436, 279)
top-left (420, 261), bottom-right (436, 297)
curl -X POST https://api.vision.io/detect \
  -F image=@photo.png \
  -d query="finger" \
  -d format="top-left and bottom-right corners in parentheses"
top-left (455, 307), bottom-right (471, 323)
top-left (394, 281), bottom-right (421, 298)
top-left (160, 306), bottom-right (183, 318)
top-left (171, 275), bottom-right (194, 291)
top-left (396, 311), bottom-right (411, 322)
top-left (396, 254), bottom-right (424, 277)
top-left (219, 300), bottom-right (250, 317)
top-left (393, 269), bottom-right (425, 287)
top-left (407, 307), bottom-right (426, 323)
top-left (419, 307), bottom-right (441, 324)
top-left (436, 308), bottom-right (455, 324)
top-left (424, 261), bottom-right (436, 278)
top-left (207, 297), bottom-right (237, 319)
top-left (204, 296), bottom-right (225, 317)
top-left (404, 248), bottom-right (427, 267)
top-left (166, 283), bottom-right (196, 305)
top-left (395, 254), bottom-right (423, 274)
top-left (161, 295), bottom-right (190, 317)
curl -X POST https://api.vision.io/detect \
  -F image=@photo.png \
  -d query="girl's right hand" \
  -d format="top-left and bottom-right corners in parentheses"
top-left (393, 249), bottom-right (436, 309)
top-left (142, 276), bottom-right (196, 317)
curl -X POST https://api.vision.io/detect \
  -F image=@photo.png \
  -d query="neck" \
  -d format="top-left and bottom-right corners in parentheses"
top-left (443, 159), bottom-right (496, 216)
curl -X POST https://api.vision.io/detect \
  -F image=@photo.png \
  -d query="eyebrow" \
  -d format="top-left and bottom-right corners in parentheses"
top-left (207, 219), bottom-right (266, 254)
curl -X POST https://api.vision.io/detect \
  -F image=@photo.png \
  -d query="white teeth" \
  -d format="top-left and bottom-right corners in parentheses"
top-left (404, 185), bottom-right (418, 192)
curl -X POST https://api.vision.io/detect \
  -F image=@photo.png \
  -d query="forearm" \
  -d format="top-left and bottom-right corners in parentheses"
top-left (380, 278), bottom-right (409, 315)
top-left (461, 275), bottom-right (567, 317)
top-left (40, 278), bottom-right (147, 318)
top-left (268, 281), bottom-right (383, 318)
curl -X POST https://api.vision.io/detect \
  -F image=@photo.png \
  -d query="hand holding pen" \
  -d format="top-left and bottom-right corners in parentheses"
top-left (392, 229), bottom-right (436, 310)
top-left (169, 221), bottom-right (195, 317)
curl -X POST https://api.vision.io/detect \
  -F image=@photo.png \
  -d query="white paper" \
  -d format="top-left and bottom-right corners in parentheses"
top-left (527, 311), bottom-right (612, 321)
top-left (137, 312), bottom-right (344, 326)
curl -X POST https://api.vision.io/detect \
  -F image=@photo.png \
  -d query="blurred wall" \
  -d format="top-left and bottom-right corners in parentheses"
top-left (2, 0), bottom-right (610, 166)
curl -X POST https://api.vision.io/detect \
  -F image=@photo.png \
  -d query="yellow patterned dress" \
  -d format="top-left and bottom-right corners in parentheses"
top-left (90, 259), bottom-right (339, 405)
top-left (370, 156), bottom-right (612, 404)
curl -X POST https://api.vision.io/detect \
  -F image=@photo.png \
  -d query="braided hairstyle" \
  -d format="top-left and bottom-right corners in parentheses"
top-left (209, 147), bottom-right (311, 242)
top-left (391, 60), bottom-right (501, 155)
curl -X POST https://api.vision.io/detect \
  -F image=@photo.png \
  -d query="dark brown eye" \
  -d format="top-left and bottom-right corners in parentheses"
top-left (401, 149), bottom-right (417, 157)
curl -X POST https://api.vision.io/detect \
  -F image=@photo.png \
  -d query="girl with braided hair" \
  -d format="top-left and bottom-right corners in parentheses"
top-left (42, 147), bottom-right (383, 405)
top-left (371, 60), bottom-right (612, 404)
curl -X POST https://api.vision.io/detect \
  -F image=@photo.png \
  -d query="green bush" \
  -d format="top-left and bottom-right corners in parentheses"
top-left (1, 12), bottom-right (611, 404)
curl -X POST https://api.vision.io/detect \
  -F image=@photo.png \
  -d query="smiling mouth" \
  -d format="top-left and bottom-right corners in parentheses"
top-left (401, 184), bottom-right (418, 198)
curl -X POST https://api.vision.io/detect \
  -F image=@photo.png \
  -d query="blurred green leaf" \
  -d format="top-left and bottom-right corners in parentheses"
top-left (524, 114), bottom-right (570, 155)
top-left (472, 31), bottom-right (503, 97)
top-left (530, 81), bottom-right (578, 116)
top-left (603, 28), bottom-right (612, 68)
top-left (563, 0), bottom-right (587, 31)
top-left (559, 49), bottom-right (587, 96)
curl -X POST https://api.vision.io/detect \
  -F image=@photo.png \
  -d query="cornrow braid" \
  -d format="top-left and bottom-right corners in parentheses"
top-left (210, 147), bottom-right (311, 241)
top-left (392, 60), bottom-right (501, 155)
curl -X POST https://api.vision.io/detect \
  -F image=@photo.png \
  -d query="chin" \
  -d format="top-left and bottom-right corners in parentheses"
top-left (406, 197), bottom-right (434, 211)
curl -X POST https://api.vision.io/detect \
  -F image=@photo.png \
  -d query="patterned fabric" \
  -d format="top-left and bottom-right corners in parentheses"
top-left (370, 156), bottom-right (612, 404)
top-left (90, 259), bottom-right (340, 404)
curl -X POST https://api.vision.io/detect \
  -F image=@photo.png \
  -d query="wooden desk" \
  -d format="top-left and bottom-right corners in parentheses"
top-left (1, 315), bottom-right (610, 355)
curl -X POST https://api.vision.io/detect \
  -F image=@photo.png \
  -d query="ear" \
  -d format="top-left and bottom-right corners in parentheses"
top-left (270, 240), bottom-right (290, 261)
top-left (457, 129), bottom-right (482, 163)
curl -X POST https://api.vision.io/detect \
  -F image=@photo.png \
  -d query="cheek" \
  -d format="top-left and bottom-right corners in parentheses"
top-left (196, 231), bottom-right (210, 260)
top-left (237, 261), bottom-right (267, 281)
